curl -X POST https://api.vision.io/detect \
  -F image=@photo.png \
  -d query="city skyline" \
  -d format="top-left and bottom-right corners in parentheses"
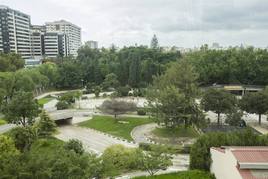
top-left (1, 0), bottom-right (268, 48)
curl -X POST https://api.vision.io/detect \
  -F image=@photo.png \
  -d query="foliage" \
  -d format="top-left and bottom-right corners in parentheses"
top-left (35, 111), bottom-right (56, 137)
top-left (0, 53), bottom-right (24, 72)
top-left (139, 143), bottom-right (191, 154)
top-left (64, 139), bottom-right (85, 155)
top-left (187, 47), bottom-right (268, 85)
top-left (0, 119), bottom-right (6, 126)
top-left (94, 85), bottom-right (101, 97)
top-left (137, 108), bottom-right (147, 115)
top-left (153, 125), bottom-right (199, 138)
top-left (102, 145), bottom-right (142, 176)
top-left (134, 170), bottom-right (215, 179)
top-left (56, 101), bottom-right (69, 110)
top-left (150, 34), bottom-right (159, 49)
top-left (225, 108), bottom-right (243, 126)
top-left (99, 99), bottom-right (137, 119)
top-left (240, 91), bottom-right (268, 125)
top-left (147, 59), bottom-right (203, 128)
top-left (59, 91), bottom-right (81, 104)
top-left (0, 138), bottom-right (104, 179)
top-left (0, 135), bottom-right (19, 158)
top-left (116, 86), bottom-right (130, 97)
top-left (8, 126), bottom-right (38, 151)
top-left (190, 128), bottom-right (268, 171)
top-left (139, 149), bottom-right (172, 176)
top-left (201, 88), bottom-right (237, 125)
top-left (3, 91), bottom-right (39, 126)
top-left (79, 115), bottom-right (153, 141)
top-left (37, 96), bottom-right (54, 106)
top-left (102, 73), bottom-right (119, 90)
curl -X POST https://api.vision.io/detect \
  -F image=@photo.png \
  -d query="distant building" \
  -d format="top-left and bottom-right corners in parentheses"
top-left (45, 20), bottom-right (81, 57)
top-left (25, 56), bottom-right (42, 68)
top-left (211, 146), bottom-right (268, 179)
top-left (30, 25), bottom-right (45, 57)
top-left (0, 5), bottom-right (32, 59)
top-left (43, 32), bottom-right (68, 58)
top-left (85, 40), bottom-right (98, 49)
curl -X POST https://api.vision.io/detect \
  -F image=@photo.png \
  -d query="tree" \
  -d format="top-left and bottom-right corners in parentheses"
top-left (94, 86), bottom-right (101, 97)
top-left (99, 99), bottom-right (137, 119)
top-left (102, 73), bottom-right (120, 90)
top-left (0, 53), bottom-right (24, 72)
top-left (240, 91), bottom-right (268, 125)
top-left (0, 135), bottom-right (19, 158)
top-left (201, 88), bottom-right (236, 126)
top-left (225, 108), bottom-right (243, 127)
top-left (150, 34), bottom-right (159, 49)
top-left (139, 150), bottom-right (172, 176)
top-left (3, 91), bottom-right (39, 126)
top-left (64, 139), bottom-right (84, 155)
top-left (36, 111), bottom-right (56, 137)
top-left (8, 126), bottom-right (38, 151)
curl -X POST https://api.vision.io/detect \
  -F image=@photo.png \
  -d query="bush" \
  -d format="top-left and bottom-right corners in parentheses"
top-left (36, 111), bottom-right (56, 137)
top-left (137, 108), bottom-right (146, 115)
top-left (116, 86), bottom-right (130, 97)
top-left (190, 128), bottom-right (268, 171)
top-left (56, 101), bottom-right (69, 110)
top-left (64, 139), bottom-right (84, 155)
top-left (139, 143), bottom-right (191, 154)
top-left (81, 96), bottom-right (88, 100)
top-left (94, 86), bottom-right (101, 97)
top-left (102, 145), bottom-right (142, 176)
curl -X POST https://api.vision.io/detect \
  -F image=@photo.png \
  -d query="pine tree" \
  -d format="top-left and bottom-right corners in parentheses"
top-left (150, 34), bottom-right (159, 49)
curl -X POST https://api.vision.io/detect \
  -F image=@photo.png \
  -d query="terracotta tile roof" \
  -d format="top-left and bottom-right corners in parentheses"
top-left (232, 150), bottom-right (268, 163)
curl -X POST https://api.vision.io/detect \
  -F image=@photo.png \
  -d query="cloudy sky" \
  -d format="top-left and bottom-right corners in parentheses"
top-left (2, 0), bottom-right (268, 48)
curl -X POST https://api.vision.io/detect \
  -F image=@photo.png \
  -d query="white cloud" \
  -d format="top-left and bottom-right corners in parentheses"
top-left (2, 0), bottom-right (268, 48)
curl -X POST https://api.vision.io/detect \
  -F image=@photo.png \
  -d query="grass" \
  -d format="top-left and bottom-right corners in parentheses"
top-left (78, 115), bottom-right (153, 141)
top-left (0, 119), bottom-right (7, 126)
top-left (152, 125), bottom-right (199, 138)
top-left (38, 96), bottom-right (55, 106)
top-left (30, 137), bottom-right (64, 155)
top-left (134, 170), bottom-right (215, 179)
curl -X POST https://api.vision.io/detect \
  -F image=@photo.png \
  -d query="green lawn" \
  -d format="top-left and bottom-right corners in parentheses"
top-left (78, 115), bottom-right (153, 141)
top-left (0, 119), bottom-right (6, 126)
top-left (38, 96), bottom-right (55, 106)
top-left (134, 170), bottom-right (215, 179)
top-left (152, 125), bottom-right (199, 138)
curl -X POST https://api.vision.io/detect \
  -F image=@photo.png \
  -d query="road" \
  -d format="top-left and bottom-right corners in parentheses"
top-left (55, 125), bottom-right (137, 155)
top-left (0, 124), bottom-right (16, 134)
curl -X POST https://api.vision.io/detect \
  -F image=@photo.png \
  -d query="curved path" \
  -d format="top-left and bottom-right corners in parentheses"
top-left (131, 123), bottom-right (157, 144)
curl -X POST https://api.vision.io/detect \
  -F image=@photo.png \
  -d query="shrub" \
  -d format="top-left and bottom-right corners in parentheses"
top-left (56, 101), bottom-right (69, 110)
top-left (36, 111), bottom-right (56, 137)
top-left (116, 86), bottom-right (130, 97)
top-left (190, 128), bottom-right (268, 171)
top-left (81, 96), bottom-right (88, 100)
top-left (64, 139), bottom-right (84, 155)
top-left (137, 108), bottom-right (146, 115)
top-left (102, 145), bottom-right (142, 176)
top-left (94, 86), bottom-right (101, 97)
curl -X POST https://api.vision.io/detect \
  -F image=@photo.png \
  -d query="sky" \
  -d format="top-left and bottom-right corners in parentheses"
top-left (1, 0), bottom-right (268, 48)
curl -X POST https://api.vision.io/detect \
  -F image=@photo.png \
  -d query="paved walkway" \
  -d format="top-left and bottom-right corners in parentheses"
top-left (131, 123), bottom-right (157, 143)
top-left (55, 125), bottom-right (137, 155)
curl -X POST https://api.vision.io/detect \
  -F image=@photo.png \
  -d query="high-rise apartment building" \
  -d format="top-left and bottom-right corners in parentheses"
top-left (0, 5), bottom-right (31, 59)
top-left (30, 25), bottom-right (45, 57)
top-left (43, 32), bottom-right (68, 58)
top-left (85, 40), bottom-right (98, 49)
top-left (45, 20), bottom-right (81, 57)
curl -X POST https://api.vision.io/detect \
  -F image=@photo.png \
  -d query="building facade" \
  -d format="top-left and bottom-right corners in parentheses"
top-left (45, 20), bottom-right (81, 57)
top-left (85, 40), bottom-right (98, 49)
top-left (0, 5), bottom-right (31, 59)
top-left (43, 32), bottom-right (68, 58)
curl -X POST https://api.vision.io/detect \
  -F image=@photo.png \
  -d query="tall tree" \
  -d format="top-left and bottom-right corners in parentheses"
top-left (150, 34), bottom-right (159, 49)
top-left (3, 91), bottom-right (39, 126)
top-left (99, 99), bottom-right (136, 119)
top-left (201, 88), bottom-right (237, 125)
top-left (240, 91), bottom-right (268, 125)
